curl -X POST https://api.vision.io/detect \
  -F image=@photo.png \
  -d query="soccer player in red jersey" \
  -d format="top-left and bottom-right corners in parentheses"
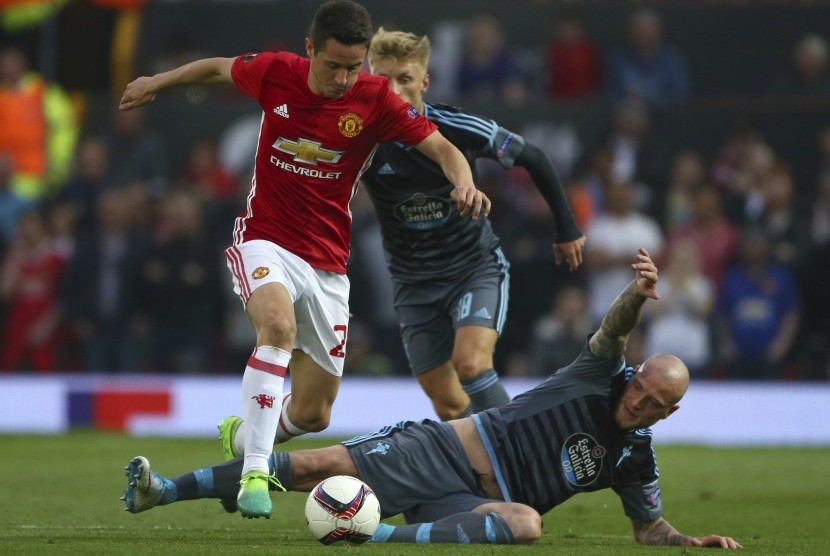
top-left (119, 0), bottom-right (490, 519)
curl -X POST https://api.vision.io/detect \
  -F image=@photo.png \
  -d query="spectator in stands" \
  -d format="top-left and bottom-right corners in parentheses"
top-left (341, 321), bottom-right (397, 376)
top-left (752, 162), bottom-right (811, 270)
top-left (0, 153), bottom-right (17, 243)
top-left (60, 136), bottom-right (112, 235)
top-left (45, 197), bottom-right (77, 260)
top-left (662, 149), bottom-right (706, 229)
top-left (644, 240), bottom-right (713, 376)
top-left (816, 124), bottom-right (830, 182)
top-left (103, 107), bottom-right (169, 194)
top-left (0, 208), bottom-right (69, 371)
top-left (665, 184), bottom-right (739, 292)
top-left (345, 186), bottom-right (405, 374)
top-left (811, 170), bottom-right (830, 246)
top-left (150, 29), bottom-right (209, 75)
top-left (711, 128), bottom-right (776, 224)
top-left (716, 228), bottom-right (800, 380)
top-left (601, 99), bottom-right (664, 211)
top-left (524, 284), bottom-right (592, 377)
top-left (62, 187), bottom-right (148, 373)
top-left (798, 235), bottom-right (830, 380)
top-left (544, 9), bottom-right (600, 101)
top-left (44, 198), bottom-right (78, 366)
top-left (605, 8), bottom-right (690, 106)
top-left (711, 122), bottom-right (762, 192)
top-left (584, 181), bottom-right (663, 327)
top-left (497, 184), bottom-right (576, 376)
top-left (0, 46), bottom-right (78, 231)
top-left (568, 146), bottom-right (615, 229)
top-left (133, 189), bottom-right (225, 373)
top-left (773, 33), bottom-right (830, 97)
top-left (180, 136), bottom-right (236, 202)
top-left (455, 12), bottom-right (527, 107)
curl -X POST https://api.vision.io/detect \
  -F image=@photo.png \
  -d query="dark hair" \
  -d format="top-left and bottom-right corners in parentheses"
top-left (310, 0), bottom-right (373, 51)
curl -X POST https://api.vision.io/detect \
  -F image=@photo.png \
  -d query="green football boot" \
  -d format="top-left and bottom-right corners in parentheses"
top-left (217, 416), bottom-right (243, 513)
top-left (237, 471), bottom-right (284, 519)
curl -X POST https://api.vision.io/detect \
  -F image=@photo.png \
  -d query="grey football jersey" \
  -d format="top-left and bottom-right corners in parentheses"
top-left (362, 103), bottom-right (524, 283)
top-left (474, 343), bottom-right (664, 522)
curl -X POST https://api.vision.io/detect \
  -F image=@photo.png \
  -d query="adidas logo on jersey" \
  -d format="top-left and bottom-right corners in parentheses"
top-left (377, 162), bottom-right (396, 175)
top-left (472, 307), bottom-right (492, 320)
top-left (273, 103), bottom-right (290, 118)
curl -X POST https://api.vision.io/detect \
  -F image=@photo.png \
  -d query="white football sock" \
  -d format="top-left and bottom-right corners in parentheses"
top-left (232, 392), bottom-right (309, 454)
top-left (241, 346), bottom-right (290, 476)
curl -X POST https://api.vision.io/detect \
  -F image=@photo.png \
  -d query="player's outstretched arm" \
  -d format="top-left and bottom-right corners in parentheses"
top-left (631, 517), bottom-right (742, 549)
top-left (513, 141), bottom-right (586, 271)
top-left (588, 248), bottom-right (659, 359)
top-left (414, 131), bottom-right (491, 220)
top-left (119, 57), bottom-right (235, 110)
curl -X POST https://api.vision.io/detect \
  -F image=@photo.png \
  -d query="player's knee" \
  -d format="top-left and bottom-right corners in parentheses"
top-left (434, 405), bottom-right (464, 421)
top-left (515, 513), bottom-right (543, 543)
top-left (256, 311), bottom-right (296, 345)
top-left (431, 395), bottom-right (470, 421)
top-left (500, 506), bottom-right (542, 544)
top-left (290, 406), bottom-right (332, 432)
top-left (301, 416), bottom-right (330, 433)
top-left (451, 356), bottom-right (490, 381)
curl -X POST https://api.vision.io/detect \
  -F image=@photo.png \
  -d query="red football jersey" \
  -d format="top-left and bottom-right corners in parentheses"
top-left (230, 51), bottom-right (437, 273)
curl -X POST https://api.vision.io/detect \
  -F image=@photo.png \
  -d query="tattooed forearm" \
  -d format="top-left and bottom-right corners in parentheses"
top-left (632, 518), bottom-right (694, 546)
top-left (589, 281), bottom-right (647, 359)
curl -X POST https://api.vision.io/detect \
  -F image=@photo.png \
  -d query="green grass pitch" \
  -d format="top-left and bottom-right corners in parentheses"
top-left (2, 433), bottom-right (828, 555)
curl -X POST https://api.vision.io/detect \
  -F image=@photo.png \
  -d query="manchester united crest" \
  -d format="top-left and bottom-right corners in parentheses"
top-left (251, 266), bottom-right (270, 280)
top-left (338, 112), bottom-right (364, 138)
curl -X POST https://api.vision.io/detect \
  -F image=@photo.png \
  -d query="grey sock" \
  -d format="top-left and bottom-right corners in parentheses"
top-left (382, 511), bottom-right (515, 544)
top-left (461, 368), bottom-right (510, 412)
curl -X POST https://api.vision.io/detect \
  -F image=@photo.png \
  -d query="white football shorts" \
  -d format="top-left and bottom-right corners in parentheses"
top-left (225, 239), bottom-right (350, 377)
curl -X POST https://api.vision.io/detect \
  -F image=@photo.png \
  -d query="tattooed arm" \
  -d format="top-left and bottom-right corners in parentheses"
top-left (588, 248), bottom-right (660, 359)
top-left (632, 517), bottom-right (743, 549)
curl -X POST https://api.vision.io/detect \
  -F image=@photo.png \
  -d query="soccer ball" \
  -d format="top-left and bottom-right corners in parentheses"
top-left (305, 475), bottom-right (381, 545)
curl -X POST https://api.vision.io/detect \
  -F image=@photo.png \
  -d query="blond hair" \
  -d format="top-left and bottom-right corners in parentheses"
top-left (367, 26), bottom-right (431, 72)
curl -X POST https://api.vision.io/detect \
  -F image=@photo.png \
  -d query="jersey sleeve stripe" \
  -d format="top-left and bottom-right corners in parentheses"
top-left (425, 104), bottom-right (498, 141)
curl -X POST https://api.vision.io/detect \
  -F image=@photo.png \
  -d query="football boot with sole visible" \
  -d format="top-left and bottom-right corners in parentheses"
top-left (121, 456), bottom-right (166, 513)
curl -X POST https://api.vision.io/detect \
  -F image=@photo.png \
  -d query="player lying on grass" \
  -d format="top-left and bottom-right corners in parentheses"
top-left (122, 248), bottom-right (741, 548)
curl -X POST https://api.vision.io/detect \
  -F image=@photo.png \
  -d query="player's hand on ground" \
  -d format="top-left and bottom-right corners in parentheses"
top-left (553, 235), bottom-right (586, 271)
top-left (119, 76), bottom-right (158, 110)
top-left (451, 185), bottom-right (491, 219)
top-left (632, 247), bottom-right (659, 300)
top-left (691, 535), bottom-right (743, 549)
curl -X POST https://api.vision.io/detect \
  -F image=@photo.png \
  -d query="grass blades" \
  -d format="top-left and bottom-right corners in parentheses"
top-left (2, 433), bottom-right (828, 555)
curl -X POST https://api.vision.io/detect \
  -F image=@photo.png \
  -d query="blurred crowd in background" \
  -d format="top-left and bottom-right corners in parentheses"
top-left (2, 0), bottom-right (829, 381)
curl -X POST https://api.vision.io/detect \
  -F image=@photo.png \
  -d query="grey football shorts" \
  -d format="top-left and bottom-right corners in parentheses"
top-left (343, 419), bottom-right (499, 523)
top-left (393, 248), bottom-right (510, 375)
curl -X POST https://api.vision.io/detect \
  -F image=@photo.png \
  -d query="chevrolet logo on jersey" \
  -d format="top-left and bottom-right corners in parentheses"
top-left (272, 138), bottom-right (343, 165)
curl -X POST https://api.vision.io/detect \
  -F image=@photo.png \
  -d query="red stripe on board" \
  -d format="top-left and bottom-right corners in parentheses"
top-left (93, 391), bottom-right (171, 431)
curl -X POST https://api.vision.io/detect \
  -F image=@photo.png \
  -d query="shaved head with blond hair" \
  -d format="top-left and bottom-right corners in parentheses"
top-left (368, 26), bottom-right (431, 73)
